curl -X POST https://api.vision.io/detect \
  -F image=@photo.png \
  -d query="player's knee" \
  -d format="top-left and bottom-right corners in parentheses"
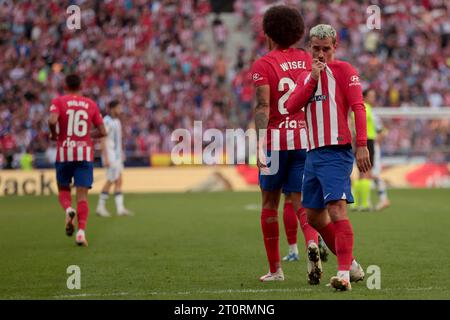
top-left (306, 214), bottom-right (318, 228)
top-left (327, 201), bottom-right (348, 221)
top-left (284, 193), bottom-right (292, 202)
top-left (262, 202), bottom-right (278, 211)
top-left (306, 210), bottom-right (323, 229)
top-left (58, 185), bottom-right (70, 192)
top-left (262, 192), bottom-right (280, 210)
top-left (76, 188), bottom-right (89, 202)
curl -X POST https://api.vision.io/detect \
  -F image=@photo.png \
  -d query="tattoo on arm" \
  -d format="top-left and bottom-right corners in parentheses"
top-left (254, 86), bottom-right (269, 135)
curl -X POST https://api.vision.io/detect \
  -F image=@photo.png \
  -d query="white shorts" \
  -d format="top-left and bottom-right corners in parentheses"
top-left (106, 162), bottom-right (124, 182)
top-left (372, 142), bottom-right (382, 177)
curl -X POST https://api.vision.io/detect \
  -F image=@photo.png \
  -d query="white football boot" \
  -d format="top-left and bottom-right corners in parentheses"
top-left (117, 207), bottom-right (134, 216)
top-left (330, 275), bottom-right (352, 291)
top-left (282, 251), bottom-right (300, 262)
top-left (259, 268), bottom-right (285, 282)
top-left (350, 260), bottom-right (365, 283)
top-left (306, 242), bottom-right (323, 285)
top-left (376, 199), bottom-right (391, 211)
top-left (75, 229), bottom-right (88, 247)
top-left (96, 206), bottom-right (111, 217)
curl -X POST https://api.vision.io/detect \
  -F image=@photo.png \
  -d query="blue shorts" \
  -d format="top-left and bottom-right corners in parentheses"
top-left (302, 146), bottom-right (354, 209)
top-left (259, 149), bottom-right (306, 194)
top-left (55, 161), bottom-right (94, 189)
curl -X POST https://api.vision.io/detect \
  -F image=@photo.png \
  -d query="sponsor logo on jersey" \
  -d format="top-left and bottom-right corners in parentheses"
top-left (62, 138), bottom-right (88, 148)
top-left (278, 118), bottom-right (306, 129)
top-left (253, 73), bottom-right (263, 81)
top-left (314, 94), bottom-right (328, 102)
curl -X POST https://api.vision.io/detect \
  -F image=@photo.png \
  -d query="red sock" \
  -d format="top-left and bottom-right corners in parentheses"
top-left (282, 202), bottom-right (297, 246)
top-left (261, 208), bottom-right (280, 273)
top-left (318, 223), bottom-right (337, 255)
top-left (297, 207), bottom-right (318, 248)
top-left (334, 220), bottom-right (354, 271)
top-left (77, 200), bottom-right (89, 230)
top-left (58, 188), bottom-right (72, 210)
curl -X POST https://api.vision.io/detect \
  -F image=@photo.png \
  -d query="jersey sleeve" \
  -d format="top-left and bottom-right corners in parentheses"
top-left (303, 51), bottom-right (312, 71)
top-left (49, 98), bottom-right (60, 115)
top-left (250, 59), bottom-right (269, 87)
top-left (343, 63), bottom-right (367, 147)
top-left (286, 72), bottom-right (318, 113)
top-left (92, 104), bottom-right (104, 127)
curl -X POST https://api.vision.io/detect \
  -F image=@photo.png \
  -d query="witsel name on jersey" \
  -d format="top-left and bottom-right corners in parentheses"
top-left (280, 60), bottom-right (306, 72)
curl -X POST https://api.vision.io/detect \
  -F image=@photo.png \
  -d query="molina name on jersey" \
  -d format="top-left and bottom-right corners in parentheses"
top-left (251, 48), bottom-right (311, 151)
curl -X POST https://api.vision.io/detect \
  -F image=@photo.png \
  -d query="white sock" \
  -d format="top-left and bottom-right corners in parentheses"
top-left (351, 259), bottom-right (359, 271)
top-left (288, 244), bottom-right (298, 255)
top-left (65, 207), bottom-right (74, 215)
top-left (115, 193), bottom-right (124, 211)
top-left (98, 192), bottom-right (108, 208)
top-left (376, 178), bottom-right (388, 202)
top-left (337, 270), bottom-right (350, 282)
top-left (77, 229), bottom-right (85, 236)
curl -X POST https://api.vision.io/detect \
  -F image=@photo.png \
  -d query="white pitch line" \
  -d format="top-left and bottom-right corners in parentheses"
top-left (52, 286), bottom-right (446, 299)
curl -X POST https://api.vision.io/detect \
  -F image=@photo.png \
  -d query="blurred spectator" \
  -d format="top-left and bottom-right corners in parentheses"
top-left (19, 149), bottom-right (33, 171)
top-left (0, 133), bottom-right (17, 169)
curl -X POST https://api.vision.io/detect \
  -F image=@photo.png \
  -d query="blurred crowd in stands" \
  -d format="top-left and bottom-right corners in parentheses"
top-left (0, 0), bottom-right (449, 168)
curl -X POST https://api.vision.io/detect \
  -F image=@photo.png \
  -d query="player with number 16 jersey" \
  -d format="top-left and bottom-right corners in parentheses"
top-left (51, 93), bottom-right (103, 163)
top-left (48, 74), bottom-right (106, 247)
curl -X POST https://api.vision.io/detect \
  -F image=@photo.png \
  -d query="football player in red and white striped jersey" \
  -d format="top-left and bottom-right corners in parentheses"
top-left (48, 74), bottom-right (106, 246)
top-left (251, 5), bottom-right (322, 284)
top-left (286, 24), bottom-right (371, 291)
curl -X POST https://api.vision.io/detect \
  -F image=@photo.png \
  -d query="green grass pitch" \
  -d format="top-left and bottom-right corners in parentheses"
top-left (1, 189), bottom-right (449, 300)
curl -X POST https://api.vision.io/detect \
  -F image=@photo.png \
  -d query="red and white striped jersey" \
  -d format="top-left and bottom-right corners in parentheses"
top-left (286, 60), bottom-right (367, 150)
top-left (251, 48), bottom-right (311, 151)
top-left (50, 94), bottom-right (104, 162)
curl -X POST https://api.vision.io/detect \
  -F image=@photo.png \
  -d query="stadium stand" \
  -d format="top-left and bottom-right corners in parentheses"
top-left (0, 0), bottom-right (448, 169)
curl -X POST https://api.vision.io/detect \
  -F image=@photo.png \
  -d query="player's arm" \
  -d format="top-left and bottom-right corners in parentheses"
top-left (91, 105), bottom-right (107, 139)
top-left (251, 60), bottom-right (271, 168)
top-left (345, 65), bottom-right (371, 173)
top-left (254, 85), bottom-right (270, 168)
top-left (100, 135), bottom-right (109, 167)
top-left (286, 59), bottom-right (323, 113)
top-left (48, 102), bottom-right (59, 141)
top-left (91, 123), bottom-right (107, 139)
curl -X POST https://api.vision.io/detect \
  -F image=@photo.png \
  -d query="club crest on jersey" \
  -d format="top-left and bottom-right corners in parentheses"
top-left (349, 75), bottom-right (361, 86)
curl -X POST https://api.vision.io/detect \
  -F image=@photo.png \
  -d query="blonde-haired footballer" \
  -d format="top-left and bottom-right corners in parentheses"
top-left (96, 100), bottom-right (133, 217)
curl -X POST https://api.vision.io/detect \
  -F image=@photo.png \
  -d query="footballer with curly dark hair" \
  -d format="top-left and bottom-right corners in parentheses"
top-left (250, 5), bottom-right (326, 284)
top-left (263, 5), bottom-right (305, 49)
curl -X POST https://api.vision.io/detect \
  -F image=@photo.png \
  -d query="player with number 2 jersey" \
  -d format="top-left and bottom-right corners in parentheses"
top-left (251, 5), bottom-right (322, 285)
